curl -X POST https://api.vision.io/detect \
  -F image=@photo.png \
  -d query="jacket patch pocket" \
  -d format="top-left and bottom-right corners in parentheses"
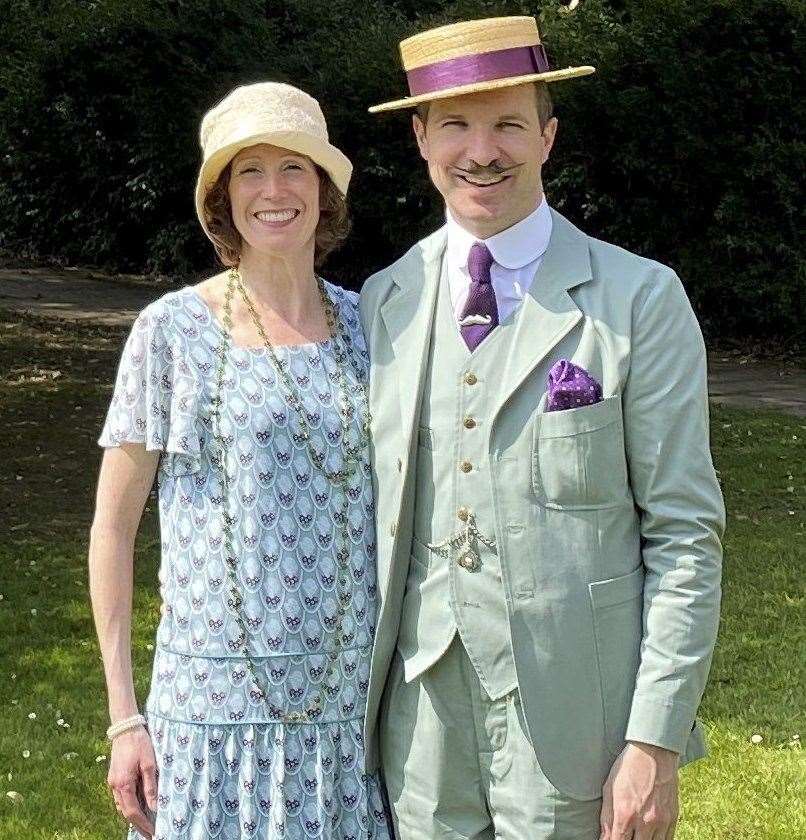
top-left (589, 565), bottom-right (645, 756)
top-left (531, 394), bottom-right (630, 509)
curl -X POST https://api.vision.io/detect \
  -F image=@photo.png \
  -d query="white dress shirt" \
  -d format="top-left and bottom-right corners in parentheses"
top-left (445, 196), bottom-right (553, 324)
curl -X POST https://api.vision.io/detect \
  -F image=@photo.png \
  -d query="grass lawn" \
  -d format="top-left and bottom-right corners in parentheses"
top-left (0, 308), bottom-right (803, 839)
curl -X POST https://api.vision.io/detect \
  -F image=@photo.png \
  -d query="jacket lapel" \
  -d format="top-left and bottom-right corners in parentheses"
top-left (490, 209), bottom-right (593, 422)
top-left (379, 227), bottom-right (446, 464)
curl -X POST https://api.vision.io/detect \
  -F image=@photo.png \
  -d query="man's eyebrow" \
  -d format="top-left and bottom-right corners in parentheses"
top-left (431, 112), bottom-right (532, 122)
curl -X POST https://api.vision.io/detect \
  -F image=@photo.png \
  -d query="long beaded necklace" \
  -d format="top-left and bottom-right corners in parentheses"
top-left (209, 267), bottom-right (371, 723)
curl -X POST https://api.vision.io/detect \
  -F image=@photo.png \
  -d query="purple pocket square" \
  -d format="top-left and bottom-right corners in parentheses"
top-left (546, 360), bottom-right (603, 412)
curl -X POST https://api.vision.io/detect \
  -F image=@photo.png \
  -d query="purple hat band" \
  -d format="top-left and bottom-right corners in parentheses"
top-left (406, 44), bottom-right (550, 97)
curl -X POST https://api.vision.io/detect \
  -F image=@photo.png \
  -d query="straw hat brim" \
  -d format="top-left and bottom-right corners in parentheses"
top-left (368, 65), bottom-right (595, 114)
top-left (194, 130), bottom-right (352, 241)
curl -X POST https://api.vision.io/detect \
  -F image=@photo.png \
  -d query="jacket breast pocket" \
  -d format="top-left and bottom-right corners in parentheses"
top-left (531, 395), bottom-right (630, 510)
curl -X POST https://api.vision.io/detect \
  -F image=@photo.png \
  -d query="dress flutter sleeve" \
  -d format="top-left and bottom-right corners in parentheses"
top-left (98, 302), bottom-right (202, 472)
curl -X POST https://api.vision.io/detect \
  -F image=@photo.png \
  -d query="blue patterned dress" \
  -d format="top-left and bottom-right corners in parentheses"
top-left (98, 283), bottom-right (391, 840)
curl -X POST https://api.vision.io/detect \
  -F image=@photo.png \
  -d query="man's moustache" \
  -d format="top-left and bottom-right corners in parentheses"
top-left (454, 162), bottom-right (524, 177)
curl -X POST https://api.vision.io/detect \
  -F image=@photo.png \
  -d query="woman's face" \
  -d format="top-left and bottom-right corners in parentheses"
top-left (227, 143), bottom-right (320, 261)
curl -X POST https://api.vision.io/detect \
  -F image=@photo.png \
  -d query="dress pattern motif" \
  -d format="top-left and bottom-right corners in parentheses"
top-left (98, 283), bottom-right (390, 840)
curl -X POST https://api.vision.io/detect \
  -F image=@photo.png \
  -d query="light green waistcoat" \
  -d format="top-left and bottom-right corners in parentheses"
top-left (397, 266), bottom-right (517, 699)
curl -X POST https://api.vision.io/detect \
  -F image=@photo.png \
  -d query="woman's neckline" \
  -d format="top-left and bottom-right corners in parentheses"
top-left (182, 284), bottom-right (335, 353)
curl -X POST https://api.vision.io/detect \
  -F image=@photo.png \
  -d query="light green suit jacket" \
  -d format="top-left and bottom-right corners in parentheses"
top-left (358, 209), bottom-right (725, 800)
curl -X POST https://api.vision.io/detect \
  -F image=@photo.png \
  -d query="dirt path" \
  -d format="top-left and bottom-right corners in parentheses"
top-left (0, 266), bottom-right (172, 326)
top-left (2, 267), bottom-right (804, 416)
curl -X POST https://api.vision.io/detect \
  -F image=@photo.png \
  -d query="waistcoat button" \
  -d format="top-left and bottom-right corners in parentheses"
top-left (460, 461), bottom-right (473, 473)
top-left (457, 506), bottom-right (470, 522)
top-left (463, 417), bottom-right (476, 429)
top-left (464, 372), bottom-right (478, 385)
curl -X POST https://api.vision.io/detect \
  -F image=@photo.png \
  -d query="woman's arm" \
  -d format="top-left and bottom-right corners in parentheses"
top-left (89, 443), bottom-right (161, 837)
top-left (88, 443), bottom-right (159, 722)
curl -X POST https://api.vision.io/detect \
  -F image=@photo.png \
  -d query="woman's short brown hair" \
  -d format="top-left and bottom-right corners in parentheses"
top-left (202, 162), bottom-right (351, 268)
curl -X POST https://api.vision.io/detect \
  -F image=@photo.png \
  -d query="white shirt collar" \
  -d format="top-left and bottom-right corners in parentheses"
top-left (446, 196), bottom-right (553, 272)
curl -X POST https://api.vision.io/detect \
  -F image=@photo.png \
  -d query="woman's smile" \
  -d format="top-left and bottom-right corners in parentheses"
top-left (252, 208), bottom-right (302, 228)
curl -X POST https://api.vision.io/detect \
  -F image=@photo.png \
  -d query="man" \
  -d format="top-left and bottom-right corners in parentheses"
top-left (359, 16), bottom-right (724, 840)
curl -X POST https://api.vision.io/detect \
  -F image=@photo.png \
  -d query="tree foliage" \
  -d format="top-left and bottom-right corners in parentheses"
top-left (1, 0), bottom-right (803, 340)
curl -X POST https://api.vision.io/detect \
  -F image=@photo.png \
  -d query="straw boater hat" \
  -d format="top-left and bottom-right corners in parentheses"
top-left (369, 16), bottom-right (594, 113)
top-left (195, 82), bottom-right (353, 244)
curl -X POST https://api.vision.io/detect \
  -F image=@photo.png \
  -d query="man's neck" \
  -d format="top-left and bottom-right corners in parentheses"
top-left (448, 190), bottom-right (544, 239)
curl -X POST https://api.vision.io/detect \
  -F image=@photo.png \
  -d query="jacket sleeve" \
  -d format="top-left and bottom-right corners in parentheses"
top-left (621, 268), bottom-right (725, 754)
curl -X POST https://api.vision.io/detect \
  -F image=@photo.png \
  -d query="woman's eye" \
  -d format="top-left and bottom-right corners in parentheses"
top-left (284, 163), bottom-right (304, 171)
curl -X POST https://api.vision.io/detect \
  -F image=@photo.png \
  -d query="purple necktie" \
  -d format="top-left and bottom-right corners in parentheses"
top-left (460, 242), bottom-right (499, 351)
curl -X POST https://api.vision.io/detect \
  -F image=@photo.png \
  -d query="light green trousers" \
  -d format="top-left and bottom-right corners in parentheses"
top-left (380, 637), bottom-right (602, 840)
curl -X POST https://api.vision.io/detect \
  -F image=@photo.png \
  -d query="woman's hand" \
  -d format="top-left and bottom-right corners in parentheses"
top-left (107, 726), bottom-right (158, 839)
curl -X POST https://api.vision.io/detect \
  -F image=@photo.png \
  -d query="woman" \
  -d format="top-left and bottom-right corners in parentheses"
top-left (88, 82), bottom-right (390, 840)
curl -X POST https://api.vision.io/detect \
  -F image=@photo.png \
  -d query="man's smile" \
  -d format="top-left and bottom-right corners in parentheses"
top-left (453, 171), bottom-right (512, 189)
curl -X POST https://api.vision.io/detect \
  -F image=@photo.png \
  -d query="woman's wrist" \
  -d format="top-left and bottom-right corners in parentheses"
top-left (107, 681), bottom-right (139, 723)
top-left (106, 713), bottom-right (147, 741)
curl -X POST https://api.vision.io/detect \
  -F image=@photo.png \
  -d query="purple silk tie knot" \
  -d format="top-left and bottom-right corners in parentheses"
top-left (460, 242), bottom-right (498, 351)
top-left (467, 241), bottom-right (494, 284)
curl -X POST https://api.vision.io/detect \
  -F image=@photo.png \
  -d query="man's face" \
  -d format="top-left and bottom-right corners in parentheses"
top-left (412, 84), bottom-right (557, 238)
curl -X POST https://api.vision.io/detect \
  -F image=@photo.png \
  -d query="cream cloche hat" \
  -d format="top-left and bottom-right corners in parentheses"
top-left (195, 82), bottom-right (353, 242)
top-left (369, 16), bottom-right (594, 113)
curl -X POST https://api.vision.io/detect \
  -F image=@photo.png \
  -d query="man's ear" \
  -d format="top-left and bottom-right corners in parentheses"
top-left (412, 113), bottom-right (429, 162)
top-left (541, 116), bottom-right (558, 164)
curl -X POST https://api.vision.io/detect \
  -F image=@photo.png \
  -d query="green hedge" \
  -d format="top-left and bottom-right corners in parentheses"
top-left (1, 0), bottom-right (803, 340)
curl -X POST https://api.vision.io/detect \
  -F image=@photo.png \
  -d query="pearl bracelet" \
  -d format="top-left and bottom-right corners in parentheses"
top-left (106, 713), bottom-right (147, 741)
